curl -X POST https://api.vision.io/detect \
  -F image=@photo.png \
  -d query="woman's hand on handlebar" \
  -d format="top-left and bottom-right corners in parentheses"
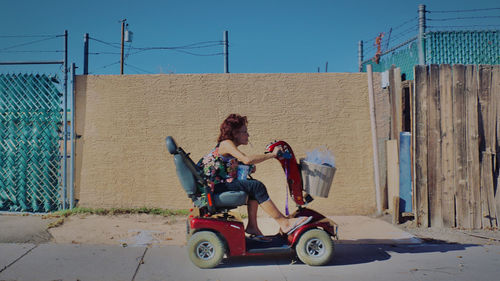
top-left (272, 146), bottom-right (283, 158)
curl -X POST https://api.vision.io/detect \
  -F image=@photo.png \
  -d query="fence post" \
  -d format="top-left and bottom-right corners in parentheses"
top-left (418, 4), bottom-right (426, 65)
top-left (70, 63), bottom-right (76, 209)
top-left (63, 30), bottom-right (68, 210)
top-left (367, 65), bottom-right (382, 215)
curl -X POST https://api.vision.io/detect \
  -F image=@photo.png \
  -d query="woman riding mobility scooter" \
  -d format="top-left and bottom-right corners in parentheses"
top-left (166, 136), bottom-right (338, 268)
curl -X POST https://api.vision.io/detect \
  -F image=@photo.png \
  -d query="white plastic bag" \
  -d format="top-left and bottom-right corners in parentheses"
top-left (305, 146), bottom-right (335, 167)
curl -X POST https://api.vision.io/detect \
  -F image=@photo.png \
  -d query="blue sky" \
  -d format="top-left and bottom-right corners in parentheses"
top-left (1, 0), bottom-right (499, 76)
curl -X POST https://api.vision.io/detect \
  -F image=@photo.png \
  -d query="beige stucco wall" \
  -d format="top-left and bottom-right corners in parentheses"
top-left (74, 73), bottom-right (377, 215)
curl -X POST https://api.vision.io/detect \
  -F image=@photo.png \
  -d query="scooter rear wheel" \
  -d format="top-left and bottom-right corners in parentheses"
top-left (187, 231), bottom-right (226, 269)
top-left (295, 229), bottom-right (334, 266)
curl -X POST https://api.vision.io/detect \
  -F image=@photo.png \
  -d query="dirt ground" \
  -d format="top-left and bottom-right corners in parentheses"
top-left (2, 213), bottom-right (499, 246)
top-left (46, 213), bottom-right (500, 247)
top-left (48, 214), bottom-right (188, 247)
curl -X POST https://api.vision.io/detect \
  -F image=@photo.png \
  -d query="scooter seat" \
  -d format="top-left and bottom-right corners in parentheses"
top-left (213, 191), bottom-right (248, 207)
top-left (166, 136), bottom-right (248, 212)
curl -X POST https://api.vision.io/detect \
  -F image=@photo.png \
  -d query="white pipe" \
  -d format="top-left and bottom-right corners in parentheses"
top-left (367, 65), bottom-right (382, 215)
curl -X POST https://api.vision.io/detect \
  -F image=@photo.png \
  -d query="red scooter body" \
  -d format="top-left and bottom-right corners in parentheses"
top-left (265, 140), bottom-right (305, 205)
top-left (186, 140), bottom-right (338, 267)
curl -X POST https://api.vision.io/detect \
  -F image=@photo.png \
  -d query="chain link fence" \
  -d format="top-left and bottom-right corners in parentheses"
top-left (362, 30), bottom-right (499, 80)
top-left (0, 73), bottom-right (63, 212)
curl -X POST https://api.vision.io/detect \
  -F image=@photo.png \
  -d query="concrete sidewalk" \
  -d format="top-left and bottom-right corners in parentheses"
top-left (1, 215), bottom-right (499, 281)
top-left (1, 242), bottom-right (499, 281)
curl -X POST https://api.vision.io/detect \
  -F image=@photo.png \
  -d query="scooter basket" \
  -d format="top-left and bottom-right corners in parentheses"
top-left (300, 159), bottom-right (336, 198)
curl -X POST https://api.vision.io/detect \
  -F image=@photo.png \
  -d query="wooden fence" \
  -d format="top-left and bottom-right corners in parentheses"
top-left (414, 64), bottom-right (500, 229)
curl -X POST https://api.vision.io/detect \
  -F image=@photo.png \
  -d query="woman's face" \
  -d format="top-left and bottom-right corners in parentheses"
top-left (234, 125), bottom-right (249, 146)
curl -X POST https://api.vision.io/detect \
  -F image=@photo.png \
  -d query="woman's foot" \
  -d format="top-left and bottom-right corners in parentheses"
top-left (245, 227), bottom-right (272, 242)
top-left (280, 216), bottom-right (313, 235)
top-left (245, 227), bottom-right (264, 237)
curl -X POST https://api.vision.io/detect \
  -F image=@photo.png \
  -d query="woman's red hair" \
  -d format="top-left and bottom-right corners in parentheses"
top-left (217, 114), bottom-right (248, 143)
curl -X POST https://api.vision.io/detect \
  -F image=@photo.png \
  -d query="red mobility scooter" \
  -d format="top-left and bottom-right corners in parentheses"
top-left (166, 136), bottom-right (338, 268)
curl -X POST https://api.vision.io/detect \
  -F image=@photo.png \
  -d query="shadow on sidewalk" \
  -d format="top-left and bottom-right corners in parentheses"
top-left (219, 240), bottom-right (480, 268)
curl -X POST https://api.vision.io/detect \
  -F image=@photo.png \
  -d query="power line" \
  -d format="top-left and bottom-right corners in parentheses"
top-left (89, 37), bottom-right (122, 49)
top-left (428, 24), bottom-right (500, 29)
top-left (172, 49), bottom-right (223, 57)
top-left (429, 7), bottom-right (500, 13)
top-left (428, 15), bottom-right (500, 21)
top-left (0, 34), bottom-right (60, 38)
top-left (89, 51), bottom-right (121, 55)
top-left (0, 50), bottom-right (63, 53)
top-left (362, 16), bottom-right (418, 44)
top-left (88, 60), bottom-right (120, 74)
top-left (392, 17), bottom-right (418, 31)
top-left (124, 63), bottom-right (154, 74)
top-left (0, 36), bottom-right (60, 51)
top-left (129, 41), bottom-right (223, 51)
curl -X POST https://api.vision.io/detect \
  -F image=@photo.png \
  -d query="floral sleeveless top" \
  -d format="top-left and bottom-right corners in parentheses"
top-left (197, 145), bottom-right (239, 191)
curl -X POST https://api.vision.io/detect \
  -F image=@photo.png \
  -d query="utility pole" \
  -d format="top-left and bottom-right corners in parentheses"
top-left (358, 40), bottom-right (364, 72)
top-left (120, 19), bottom-right (126, 75)
top-left (223, 30), bottom-right (229, 73)
top-left (83, 33), bottom-right (89, 74)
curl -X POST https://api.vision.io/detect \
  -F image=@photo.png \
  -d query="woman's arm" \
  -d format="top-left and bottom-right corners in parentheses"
top-left (218, 140), bottom-right (279, 165)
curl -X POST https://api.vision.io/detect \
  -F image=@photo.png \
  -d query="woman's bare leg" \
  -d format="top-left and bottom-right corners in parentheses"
top-left (245, 200), bottom-right (263, 236)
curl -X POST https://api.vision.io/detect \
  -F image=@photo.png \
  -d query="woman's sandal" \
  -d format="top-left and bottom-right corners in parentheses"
top-left (247, 234), bottom-right (272, 242)
top-left (281, 216), bottom-right (313, 235)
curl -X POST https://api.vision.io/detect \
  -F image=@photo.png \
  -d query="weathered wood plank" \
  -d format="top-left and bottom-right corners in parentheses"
top-left (481, 152), bottom-right (498, 228)
top-left (395, 67), bottom-right (403, 134)
top-left (400, 132), bottom-right (412, 213)
top-left (492, 65), bottom-right (500, 224)
top-left (478, 65), bottom-right (493, 153)
top-left (465, 65), bottom-right (482, 229)
top-left (389, 65), bottom-right (398, 140)
top-left (393, 196), bottom-right (400, 225)
top-left (387, 140), bottom-right (399, 212)
top-left (478, 65), bottom-right (496, 228)
top-left (414, 65), bottom-right (429, 227)
top-left (452, 64), bottom-right (470, 229)
top-left (439, 64), bottom-right (455, 228)
top-left (410, 80), bottom-right (417, 215)
top-left (427, 64), bottom-right (443, 228)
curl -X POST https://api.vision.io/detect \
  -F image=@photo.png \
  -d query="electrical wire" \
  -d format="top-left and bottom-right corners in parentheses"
top-left (428, 15), bottom-right (500, 21)
top-left (362, 16), bottom-right (418, 44)
top-left (0, 50), bottom-right (63, 53)
top-left (429, 8), bottom-right (500, 13)
top-left (0, 36), bottom-right (60, 51)
top-left (124, 63), bottom-right (154, 74)
top-left (89, 52), bottom-right (121, 55)
top-left (0, 35), bottom-right (60, 38)
top-left (89, 37), bottom-right (122, 49)
top-left (88, 60), bottom-right (120, 74)
top-left (428, 24), bottom-right (500, 30)
top-left (172, 49), bottom-right (223, 56)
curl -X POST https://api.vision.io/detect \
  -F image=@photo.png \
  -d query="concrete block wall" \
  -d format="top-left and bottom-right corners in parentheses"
top-left (74, 73), bottom-right (377, 215)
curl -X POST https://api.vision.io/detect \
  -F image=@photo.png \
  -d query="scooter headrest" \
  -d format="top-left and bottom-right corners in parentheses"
top-left (165, 136), bottom-right (178, 154)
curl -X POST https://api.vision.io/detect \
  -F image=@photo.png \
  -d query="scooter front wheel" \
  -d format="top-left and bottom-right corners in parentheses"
top-left (187, 231), bottom-right (226, 269)
top-left (295, 229), bottom-right (334, 266)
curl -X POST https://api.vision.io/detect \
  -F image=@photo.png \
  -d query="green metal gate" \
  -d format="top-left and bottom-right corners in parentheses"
top-left (0, 73), bottom-right (63, 212)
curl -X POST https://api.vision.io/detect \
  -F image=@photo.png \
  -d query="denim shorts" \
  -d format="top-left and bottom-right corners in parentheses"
top-left (214, 179), bottom-right (270, 204)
